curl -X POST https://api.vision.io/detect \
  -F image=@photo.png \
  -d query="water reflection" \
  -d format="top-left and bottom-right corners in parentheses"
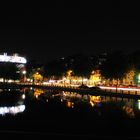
top-left (67, 101), bottom-right (74, 108)
top-left (2, 88), bottom-right (140, 136)
top-left (0, 105), bottom-right (25, 115)
top-left (7, 88), bottom-right (140, 119)
top-left (33, 89), bottom-right (45, 98)
top-left (122, 106), bottom-right (135, 118)
top-left (89, 96), bottom-right (101, 107)
top-left (60, 92), bottom-right (102, 108)
top-left (30, 89), bottom-right (140, 119)
top-left (0, 90), bottom-right (26, 116)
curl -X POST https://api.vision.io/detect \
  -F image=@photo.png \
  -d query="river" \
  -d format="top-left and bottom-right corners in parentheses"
top-left (0, 88), bottom-right (140, 138)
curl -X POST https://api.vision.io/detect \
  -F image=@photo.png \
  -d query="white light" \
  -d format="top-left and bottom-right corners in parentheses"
top-left (27, 78), bottom-right (30, 82)
top-left (22, 70), bottom-right (26, 74)
top-left (7, 80), bottom-right (14, 83)
top-left (0, 78), bottom-right (4, 82)
top-left (19, 105), bottom-right (26, 112)
top-left (99, 86), bottom-right (140, 91)
top-left (49, 80), bottom-right (56, 83)
top-left (0, 105), bottom-right (25, 115)
top-left (83, 79), bottom-right (88, 82)
top-left (22, 94), bottom-right (26, 99)
top-left (4, 107), bottom-right (8, 113)
top-left (138, 100), bottom-right (140, 110)
top-left (0, 54), bottom-right (27, 64)
top-left (0, 108), bottom-right (4, 115)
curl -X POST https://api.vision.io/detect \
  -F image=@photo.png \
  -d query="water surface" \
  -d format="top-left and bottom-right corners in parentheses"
top-left (0, 88), bottom-right (140, 137)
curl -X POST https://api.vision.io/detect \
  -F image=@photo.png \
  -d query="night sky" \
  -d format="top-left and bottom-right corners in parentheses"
top-left (0, 2), bottom-right (140, 62)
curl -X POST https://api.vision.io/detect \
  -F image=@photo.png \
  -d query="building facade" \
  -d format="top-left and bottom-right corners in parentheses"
top-left (0, 53), bottom-right (27, 82)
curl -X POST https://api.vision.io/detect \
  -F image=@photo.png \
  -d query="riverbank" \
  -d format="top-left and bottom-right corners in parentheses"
top-left (0, 83), bottom-right (140, 99)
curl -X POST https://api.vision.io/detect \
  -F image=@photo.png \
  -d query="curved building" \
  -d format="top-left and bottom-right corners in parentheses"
top-left (0, 53), bottom-right (27, 64)
top-left (0, 53), bottom-right (27, 82)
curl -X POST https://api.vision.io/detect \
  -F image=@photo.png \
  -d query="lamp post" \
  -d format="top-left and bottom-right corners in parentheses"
top-left (22, 70), bottom-right (26, 83)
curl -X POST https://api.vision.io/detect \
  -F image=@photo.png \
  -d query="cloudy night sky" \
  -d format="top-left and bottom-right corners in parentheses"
top-left (0, 2), bottom-right (140, 62)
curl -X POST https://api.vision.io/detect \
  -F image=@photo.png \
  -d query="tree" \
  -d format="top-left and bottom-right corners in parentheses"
top-left (72, 54), bottom-right (93, 85)
top-left (26, 60), bottom-right (44, 82)
top-left (65, 70), bottom-right (73, 85)
top-left (44, 59), bottom-right (67, 79)
top-left (129, 50), bottom-right (140, 86)
top-left (100, 51), bottom-right (130, 85)
top-left (129, 50), bottom-right (140, 71)
top-left (32, 72), bottom-right (43, 83)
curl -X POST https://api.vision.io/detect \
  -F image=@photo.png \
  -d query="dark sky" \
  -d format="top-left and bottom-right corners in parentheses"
top-left (0, 2), bottom-right (140, 62)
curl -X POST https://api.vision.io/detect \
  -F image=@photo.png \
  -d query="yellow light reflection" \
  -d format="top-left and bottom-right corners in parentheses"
top-left (34, 89), bottom-right (44, 98)
top-left (123, 106), bottom-right (135, 118)
top-left (89, 96), bottom-right (101, 107)
top-left (90, 96), bottom-right (101, 103)
top-left (67, 101), bottom-right (74, 108)
top-left (90, 100), bottom-right (95, 107)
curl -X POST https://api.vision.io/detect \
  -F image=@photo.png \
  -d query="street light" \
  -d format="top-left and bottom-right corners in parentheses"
top-left (22, 70), bottom-right (26, 83)
top-left (22, 70), bottom-right (26, 75)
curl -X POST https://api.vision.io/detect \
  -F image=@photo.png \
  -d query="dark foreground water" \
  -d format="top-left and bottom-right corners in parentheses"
top-left (0, 88), bottom-right (140, 138)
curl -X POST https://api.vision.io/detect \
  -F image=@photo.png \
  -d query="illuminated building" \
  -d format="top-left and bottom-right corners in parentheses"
top-left (0, 53), bottom-right (26, 64)
top-left (0, 53), bottom-right (27, 82)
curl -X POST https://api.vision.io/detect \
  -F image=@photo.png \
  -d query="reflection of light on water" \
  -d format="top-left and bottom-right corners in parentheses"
top-left (34, 89), bottom-right (44, 98)
top-left (138, 100), bottom-right (140, 110)
top-left (0, 105), bottom-right (25, 116)
top-left (123, 106), bottom-right (135, 118)
top-left (90, 101), bottom-right (95, 107)
top-left (89, 96), bottom-right (101, 107)
top-left (67, 101), bottom-right (74, 108)
top-left (90, 96), bottom-right (101, 103)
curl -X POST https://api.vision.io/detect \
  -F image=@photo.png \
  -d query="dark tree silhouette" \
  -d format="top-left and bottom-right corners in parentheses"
top-left (44, 59), bottom-right (67, 79)
top-left (100, 51), bottom-right (130, 83)
top-left (71, 54), bottom-right (93, 85)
